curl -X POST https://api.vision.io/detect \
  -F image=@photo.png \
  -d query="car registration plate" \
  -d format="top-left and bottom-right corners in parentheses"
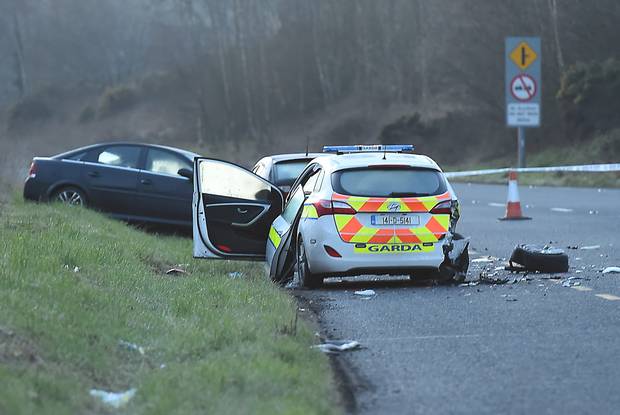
top-left (371, 214), bottom-right (419, 226)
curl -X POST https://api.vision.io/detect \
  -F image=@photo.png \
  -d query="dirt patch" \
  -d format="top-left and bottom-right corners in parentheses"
top-left (0, 327), bottom-right (44, 366)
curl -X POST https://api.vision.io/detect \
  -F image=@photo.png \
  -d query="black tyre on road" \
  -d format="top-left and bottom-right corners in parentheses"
top-left (509, 244), bottom-right (569, 273)
top-left (297, 237), bottom-right (322, 289)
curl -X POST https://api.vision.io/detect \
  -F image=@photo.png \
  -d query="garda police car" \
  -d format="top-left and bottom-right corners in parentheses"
top-left (192, 145), bottom-right (469, 288)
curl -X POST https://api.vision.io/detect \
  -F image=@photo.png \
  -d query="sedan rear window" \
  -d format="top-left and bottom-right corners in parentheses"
top-left (274, 160), bottom-right (311, 186)
top-left (332, 167), bottom-right (447, 197)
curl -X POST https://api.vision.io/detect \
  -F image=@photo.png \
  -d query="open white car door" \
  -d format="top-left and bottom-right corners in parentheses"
top-left (193, 158), bottom-right (284, 260)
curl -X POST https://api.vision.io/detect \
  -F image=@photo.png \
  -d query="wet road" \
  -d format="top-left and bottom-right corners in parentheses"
top-left (298, 183), bottom-right (620, 415)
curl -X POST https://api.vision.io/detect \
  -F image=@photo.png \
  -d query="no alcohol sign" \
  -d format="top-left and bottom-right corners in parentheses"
top-left (506, 37), bottom-right (541, 127)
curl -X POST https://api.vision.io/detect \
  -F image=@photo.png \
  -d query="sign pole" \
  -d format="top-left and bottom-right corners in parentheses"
top-left (518, 127), bottom-right (526, 168)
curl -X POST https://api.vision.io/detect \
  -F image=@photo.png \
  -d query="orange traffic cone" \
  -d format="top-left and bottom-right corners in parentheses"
top-left (499, 170), bottom-right (531, 220)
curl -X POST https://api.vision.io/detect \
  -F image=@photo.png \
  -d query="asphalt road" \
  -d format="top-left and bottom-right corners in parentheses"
top-left (298, 183), bottom-right (620, 415)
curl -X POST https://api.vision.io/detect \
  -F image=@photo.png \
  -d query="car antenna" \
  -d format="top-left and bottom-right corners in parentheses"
top-left (305, 136), bottom-right (309, 156)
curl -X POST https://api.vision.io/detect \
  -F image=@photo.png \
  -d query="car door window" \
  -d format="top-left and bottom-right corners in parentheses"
top-left (281, 186), bottom-right (305, 224)
top-left (313, 170), bottom-right (325, 192)
top-left (199, 160), bottom-right (277, 203)
top-left (303, 170), bottom-right (321, 195)
top-left (96, 146), bottom-right (141, 169)
top-left (145, 149), bottom-right (191, 176)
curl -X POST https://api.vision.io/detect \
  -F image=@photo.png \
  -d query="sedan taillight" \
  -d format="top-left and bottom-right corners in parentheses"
top-left (27, 161), bottom-right (38, 179)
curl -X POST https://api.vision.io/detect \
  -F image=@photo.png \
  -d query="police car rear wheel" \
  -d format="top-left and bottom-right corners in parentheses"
top-left (297, 237), bottom-right (321, 289)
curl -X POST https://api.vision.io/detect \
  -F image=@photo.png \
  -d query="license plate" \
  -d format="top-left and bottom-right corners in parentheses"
top-left (371, 214), bottom-right (419, 226)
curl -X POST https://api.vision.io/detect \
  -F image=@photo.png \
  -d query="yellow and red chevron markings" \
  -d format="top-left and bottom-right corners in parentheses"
top-left (332, 192), bottom-right (450, 212)
top-left (332, 192), bottom-right (451, 244)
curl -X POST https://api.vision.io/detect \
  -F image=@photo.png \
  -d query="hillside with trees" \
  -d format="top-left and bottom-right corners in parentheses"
top-left (1, 0), bottom-right (619, 181)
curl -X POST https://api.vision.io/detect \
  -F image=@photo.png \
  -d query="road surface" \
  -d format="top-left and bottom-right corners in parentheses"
top-left (298, 183), bottom-right (620, 415)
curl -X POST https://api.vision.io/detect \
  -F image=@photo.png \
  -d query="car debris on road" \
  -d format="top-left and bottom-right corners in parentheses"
top-left (580, 245), bottom-right (601, 250)
top-left (312, 340), bottom-right (361, 354)
top-left (354, 289), bottom-right (376, 297)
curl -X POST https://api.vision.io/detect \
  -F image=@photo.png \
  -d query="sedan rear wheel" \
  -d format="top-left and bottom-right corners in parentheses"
top-left (52, 187), bottom-right (87, 207)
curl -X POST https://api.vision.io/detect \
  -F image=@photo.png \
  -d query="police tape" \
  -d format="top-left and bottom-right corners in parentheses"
top-left (444, 163), bottom-right (620, 178)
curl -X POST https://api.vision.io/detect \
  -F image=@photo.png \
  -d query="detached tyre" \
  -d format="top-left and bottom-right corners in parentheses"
top-left (297, 237), bottom-right (322, 289)
top-left (51, 186), bottom-right (87, 207)
top-left (510, 244), bottom-right (568, 273)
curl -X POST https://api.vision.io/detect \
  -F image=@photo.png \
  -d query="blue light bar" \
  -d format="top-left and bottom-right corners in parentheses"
top-left (322, 144), bottom-right (414, 154)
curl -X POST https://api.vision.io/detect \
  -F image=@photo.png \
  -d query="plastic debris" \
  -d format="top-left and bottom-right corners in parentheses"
top-left (312, 340), bottom-right (361, 354)
top-left (479, 272), bottom-right (509, 284)
top-left (228, 271), bottom-right (244, 279)
top-left (562, 277), bottom-right (584, 287)
top-left (580, 245), bottom-right (600, 250)
top-left (540, 246), bottom-right (565, 255)
top-left (90, 388), bottom-right (136, 409)
top-left (166, 267), bottom-right (187, 275)
top-left (471, 256), bottom-right (496, 264)
top-left (354, 289), bottom-right (376, 297)
top-left (73, 266), bottom-right (80, 273)
top-left (118, 340), bottom-right (145, 355)
top-left (602, 267), bottom-right (620, 274)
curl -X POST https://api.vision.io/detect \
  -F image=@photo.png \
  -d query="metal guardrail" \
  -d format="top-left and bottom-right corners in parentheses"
top-left (444, 163), bottom-right (620, 178)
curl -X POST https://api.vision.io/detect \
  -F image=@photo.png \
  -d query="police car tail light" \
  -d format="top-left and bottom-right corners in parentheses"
top-left (332, 201), bottom-right (356, 215)
top-left (323, 245), bottom-right (342, 258)
top-left (430, 200), bottom-right (451, 215)
top-left (313, 200), bottom-right (356, 217)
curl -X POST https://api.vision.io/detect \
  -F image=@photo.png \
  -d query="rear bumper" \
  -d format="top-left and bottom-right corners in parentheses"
top-left (301, 217), bottom-right (447, 276)
top-left (23, 177), bottom-right (48, 201)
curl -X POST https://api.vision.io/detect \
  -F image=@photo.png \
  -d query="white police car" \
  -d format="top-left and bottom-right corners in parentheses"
top-left (192, 145), bottom-right (469, 287)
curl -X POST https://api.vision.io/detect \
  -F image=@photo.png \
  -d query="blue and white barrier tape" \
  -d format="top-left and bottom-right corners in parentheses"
top-left (444, 163), bottom-right (620, 178)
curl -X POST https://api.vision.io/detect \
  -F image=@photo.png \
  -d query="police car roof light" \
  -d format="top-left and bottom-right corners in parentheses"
top-left (322, 144), bottom-right (414, 154)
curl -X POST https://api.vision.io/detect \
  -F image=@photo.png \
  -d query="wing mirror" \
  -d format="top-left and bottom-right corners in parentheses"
top-left (178, 168), bottom-right (193, 181)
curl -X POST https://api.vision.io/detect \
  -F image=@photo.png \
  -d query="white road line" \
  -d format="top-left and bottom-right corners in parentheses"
top-left (571, 286), bottom-right (593, 292)
top-left (550, 207), bottom-right (574, 213)
top-left (488, 202), bottom-right (504, 207)
top-left (595, 294), bottom-right (620, 301)
top-left (363, 334), bottom-right (482, 342)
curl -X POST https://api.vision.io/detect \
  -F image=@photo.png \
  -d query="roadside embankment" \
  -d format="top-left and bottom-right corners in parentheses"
top-left (0, 199), bottom-right (337, 414)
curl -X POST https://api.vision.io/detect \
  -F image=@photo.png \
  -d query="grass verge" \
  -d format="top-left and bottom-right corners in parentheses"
top-left (0, 198), bottom-right (337, 415)
top-left (447, 131), bottom-right (620, 188)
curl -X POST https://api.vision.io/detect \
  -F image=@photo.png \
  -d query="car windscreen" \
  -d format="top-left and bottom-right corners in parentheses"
top-left (273, 160), bottom-right (311, 186)
top-left (331, 167), bottom-right (447, 197)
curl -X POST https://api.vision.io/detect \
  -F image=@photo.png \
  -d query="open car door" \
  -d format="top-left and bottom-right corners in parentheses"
top-left (193, 158), bottom-right (284, 260)
top-left (265, 163), bottom-right (321, 282)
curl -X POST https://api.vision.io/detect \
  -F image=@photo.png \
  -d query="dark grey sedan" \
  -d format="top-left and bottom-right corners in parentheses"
top-left (23, 142), bottom-right (199, 228)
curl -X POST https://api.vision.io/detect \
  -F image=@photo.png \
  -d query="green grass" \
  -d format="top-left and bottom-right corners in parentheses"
top-left (0, 198), bottom-right (337, 415)
top-left (447, 130), bottom-right (620, 188)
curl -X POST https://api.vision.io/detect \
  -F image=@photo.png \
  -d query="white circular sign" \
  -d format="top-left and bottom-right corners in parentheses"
top-left (510, 74), bottom-right (537, 102)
